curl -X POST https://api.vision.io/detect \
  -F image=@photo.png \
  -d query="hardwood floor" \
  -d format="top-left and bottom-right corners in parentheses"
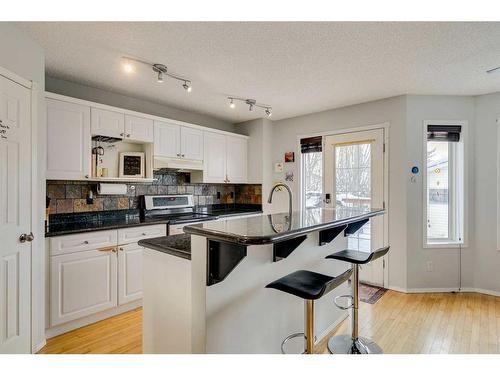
top-left (38, 291), bottom-right (500, 354)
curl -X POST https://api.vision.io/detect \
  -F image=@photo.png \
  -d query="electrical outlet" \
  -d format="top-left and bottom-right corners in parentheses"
top-left (426, 261), bottom-right (433, 272)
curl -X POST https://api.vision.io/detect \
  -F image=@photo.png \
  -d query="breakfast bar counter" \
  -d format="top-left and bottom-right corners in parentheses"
top-left (141, 207), bottom-right (385, 354)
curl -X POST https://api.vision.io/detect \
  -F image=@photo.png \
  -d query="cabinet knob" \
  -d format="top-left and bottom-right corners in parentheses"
top-left (120, 133), bottom-right (124, 137)
top-left (181, 154), bottom-right (185, 157)
top-left (142, 233), bottom-right (146, 236)
top-left (83, 240), bottom-right (89, 244)
top-left (126, 134), bottom-right (131, 138)
top-left (176, 153), bottom-right (181, 157)
top-left (85, 175), bottom-right (89, 179)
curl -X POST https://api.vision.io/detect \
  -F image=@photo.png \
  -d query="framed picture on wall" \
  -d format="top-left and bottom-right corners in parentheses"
top-left (119, 152), bottom-right (145, 178)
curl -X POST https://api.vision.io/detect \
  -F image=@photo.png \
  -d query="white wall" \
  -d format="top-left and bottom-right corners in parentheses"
top-left (270, 96), bottom-right (408, 290)
top-left (0, 22), bottom-right (46, 351)
top-left (473, 92), bottom-right (500, 293)
top-left (405, 95), bottom-right (476, 291)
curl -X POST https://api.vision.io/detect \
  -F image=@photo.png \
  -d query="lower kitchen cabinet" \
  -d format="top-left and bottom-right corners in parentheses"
top-left (50, 248), bottom-right (118, 326)
top-left (118, 243), bottom-right (144, 305)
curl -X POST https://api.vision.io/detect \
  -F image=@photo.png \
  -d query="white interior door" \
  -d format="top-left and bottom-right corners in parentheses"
top-left (324, 129), bottom-right (386, 286)
top-left (0, 73), bottom-right (32, 353)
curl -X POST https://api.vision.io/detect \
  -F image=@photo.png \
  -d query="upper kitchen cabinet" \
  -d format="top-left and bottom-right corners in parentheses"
top-left (46, 99), bottom-right (91, 180)
top-left (180, 127), bottom-right (203, 161)
top-left (226, 136), bottom-right (248, 183)
top-left (154, 121), bottom-right (180, 158)
top-left (125, 115), bottom-right (154, 143)
top-left (192, 132), bottom-right (248, 184)
top-left (91, 108), bottom-right (124, 139)
top-left (202, 132), bottom-right (227, 183)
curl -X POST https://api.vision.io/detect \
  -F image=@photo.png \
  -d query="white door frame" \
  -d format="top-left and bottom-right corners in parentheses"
top-left (0, 65), bottom-right (41, 353)
top-left (297, 122), bottom-right (390, 287)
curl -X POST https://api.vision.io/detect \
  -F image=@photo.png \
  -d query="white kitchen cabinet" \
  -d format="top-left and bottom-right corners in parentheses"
top-left (46, 99), bottom-right (91, 180)
top-left (91, 107), bottom-right (125, 138)
top-left (50, 247), bottom-right (118, 326)
top-left (180, 127), bottom-right (203, 160)
top-left (154, 121), bottom-right (180, 158)
top-left (196, 132), bottom-right (248, 183)
top-left (125, 114), bottom-right (154, 143)
top-left (154, 122), bottom-right (203, 161)
top-left (226, 135), bottom-right (248, 183)
top-left (118, 243), bottom-right (143, 305)
top-left (203, 132), bottom-right (227, 183)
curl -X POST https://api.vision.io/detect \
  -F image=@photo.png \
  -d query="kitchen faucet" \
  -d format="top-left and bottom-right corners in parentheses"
top-left (268, 183), bottom-right (293, 219)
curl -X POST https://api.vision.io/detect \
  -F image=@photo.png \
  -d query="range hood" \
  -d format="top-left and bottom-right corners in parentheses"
top-left (153, 156), bottom-right (204, 171)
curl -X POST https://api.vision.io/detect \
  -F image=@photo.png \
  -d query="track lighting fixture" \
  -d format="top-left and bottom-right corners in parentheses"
top-left (228, 97), bottom-right (273, 117)
top-left (122, 57), bottom-right (192, 92)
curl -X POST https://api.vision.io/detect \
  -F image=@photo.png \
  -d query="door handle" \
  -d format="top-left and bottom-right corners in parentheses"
top-left (19, 232), bottom-right (34, 243)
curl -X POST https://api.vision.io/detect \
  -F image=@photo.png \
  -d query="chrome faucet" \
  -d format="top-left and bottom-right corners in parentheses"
top-left (268, 183), bottom-right (293, 219)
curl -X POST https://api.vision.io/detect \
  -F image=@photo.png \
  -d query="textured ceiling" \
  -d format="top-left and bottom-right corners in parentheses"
top-left (13, 22), bottom-right (500, 122)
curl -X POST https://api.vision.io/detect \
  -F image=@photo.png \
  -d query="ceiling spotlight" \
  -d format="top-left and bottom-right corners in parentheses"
top-left (183, 81), bottom-right (192, 92)
top-left (227, 97), bottom-right (273, 117)
top-left (157, 71), bottom-right (164, 83)
top-left (123, 62), bottom-right (133, 73)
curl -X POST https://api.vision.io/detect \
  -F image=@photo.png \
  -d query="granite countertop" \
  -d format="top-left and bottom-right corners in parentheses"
top-left (45, 205), bottom-right (263, 237)
top-left (184, 207), bottom-right (385, 245)
top-left (138, 234), bottom-right (191, 260)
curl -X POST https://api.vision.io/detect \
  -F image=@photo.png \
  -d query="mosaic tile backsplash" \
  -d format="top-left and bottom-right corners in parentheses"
top-left (47, 171), bottom-right (262, 214)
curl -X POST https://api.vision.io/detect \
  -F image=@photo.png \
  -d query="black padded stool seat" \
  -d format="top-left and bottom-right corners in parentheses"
top-left (326, 246), bottom-right (390, 264)
top-left (266, 269), bottom-right (352, 300)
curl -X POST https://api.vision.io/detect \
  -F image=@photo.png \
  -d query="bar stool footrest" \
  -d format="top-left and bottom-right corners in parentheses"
top-left (280, 332), bottom-right (318, 354)
top-left (333, 294), bottom-right (353, 310)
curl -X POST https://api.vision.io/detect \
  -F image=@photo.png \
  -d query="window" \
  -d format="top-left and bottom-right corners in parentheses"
top-left (424, 122), bottom-right (465, 246)
top-left (301, 136), bottom-right (323, 209)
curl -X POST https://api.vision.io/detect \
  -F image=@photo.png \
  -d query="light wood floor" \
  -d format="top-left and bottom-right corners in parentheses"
top-left (38, 291), bottom-right (500, 354)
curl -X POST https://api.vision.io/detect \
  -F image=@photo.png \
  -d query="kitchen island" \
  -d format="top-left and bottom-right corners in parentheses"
top-left (140, 207), bottom-right (385, 354)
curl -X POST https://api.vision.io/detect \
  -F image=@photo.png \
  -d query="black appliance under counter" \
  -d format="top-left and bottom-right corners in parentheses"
top-left (138, 234), bottom-right (191, 260)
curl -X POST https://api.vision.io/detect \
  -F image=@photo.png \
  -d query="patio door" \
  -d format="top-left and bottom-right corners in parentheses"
top-left (324, 128), bottom-right (386, 286)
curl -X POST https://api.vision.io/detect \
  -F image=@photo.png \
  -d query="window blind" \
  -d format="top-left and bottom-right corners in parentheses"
top-left (427, 125), bottom-right (461, 142)
top-left (300, 136), bottom-right (322, 153)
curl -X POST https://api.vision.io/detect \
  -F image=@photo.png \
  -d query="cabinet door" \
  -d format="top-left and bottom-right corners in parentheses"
top-left (180, 126), bottom-right (203, 160)
top-left (154, 121), bottom-right (180, 158)
top-left (203, 132), bottom-right (227, 183)
top-left (226, 136), bottom-right (248, 183)
top-left (118, 243), bottom-right (143, 305)
top-left (50, 248), bottom-right (118, 326)
top-left (46, 99), bottom-right (91, 180)
top-left (91, 107), bottom-right (125, 138)
top-left (125, 115), bottom-right (154, 143)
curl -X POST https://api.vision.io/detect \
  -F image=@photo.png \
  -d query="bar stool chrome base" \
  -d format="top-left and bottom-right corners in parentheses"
top-left (328, 335), bottom-right (383, 354)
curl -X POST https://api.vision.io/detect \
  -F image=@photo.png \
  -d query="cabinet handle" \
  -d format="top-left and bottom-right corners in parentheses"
top-left (181, 154), bottom-right (185, 157)
top-left (119, 247), bottom-right (124, 251)
top-left (176, 153), bottom-right (181, 157)
top-left (142, 233), bottom-right (147, 236)
top-left (85, 175), bottom-right (89, 179)
top-left (126, 134), bottom-right (131, 138)
top-left (98, 246), bottom-right (117, 252)
top-left (120, 133), bottom-right (124, 137)
top-left (83, 240), bottom-right (89, 244)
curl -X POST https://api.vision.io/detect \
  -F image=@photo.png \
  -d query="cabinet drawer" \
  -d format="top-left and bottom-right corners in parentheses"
top-left (117, 224), bottom-right (166, 245)
top-left (50, 230), bottom-right (118, 256)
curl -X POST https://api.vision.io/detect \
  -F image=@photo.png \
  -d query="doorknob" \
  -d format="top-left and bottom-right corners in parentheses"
top-left (19, 232), bottom-right (34, 243)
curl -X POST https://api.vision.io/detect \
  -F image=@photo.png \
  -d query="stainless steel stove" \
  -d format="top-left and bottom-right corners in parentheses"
top-left (140, 194), bottom-right (218, 235)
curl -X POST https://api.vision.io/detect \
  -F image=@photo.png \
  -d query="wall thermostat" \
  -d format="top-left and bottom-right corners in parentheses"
top-left (411, 166), bottom-right (419, 174)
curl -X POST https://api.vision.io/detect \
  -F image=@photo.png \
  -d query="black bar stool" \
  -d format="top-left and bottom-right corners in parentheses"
top-left (266, 268), bottom-right (352, 354)
top-left (325, 246), bottom-right (390, 354)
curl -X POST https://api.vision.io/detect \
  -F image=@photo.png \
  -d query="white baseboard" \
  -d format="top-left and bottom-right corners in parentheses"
top-left (32, 339), bottom-right (47, 354)
top-left (45, 299), bottom-right (142, 340)
top-left (389, 286), bottom-right (500, 297)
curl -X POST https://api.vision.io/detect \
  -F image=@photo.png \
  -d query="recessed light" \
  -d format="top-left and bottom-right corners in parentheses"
top-left (123, 63), bottom-right (133, 73)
